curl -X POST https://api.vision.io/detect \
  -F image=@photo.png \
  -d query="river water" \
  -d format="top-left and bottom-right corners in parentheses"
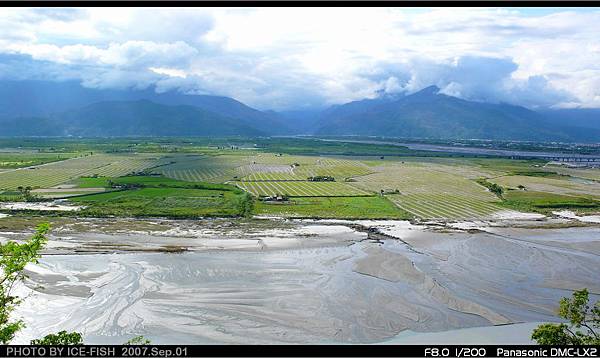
top-left (8, 219), bottom-right (600, 344)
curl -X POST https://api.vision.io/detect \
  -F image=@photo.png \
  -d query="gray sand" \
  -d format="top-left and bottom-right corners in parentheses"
top-left (9, 219), bottom-right (600, 344)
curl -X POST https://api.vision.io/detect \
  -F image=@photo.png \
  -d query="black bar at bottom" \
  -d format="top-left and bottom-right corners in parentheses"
top-left (0, 345), bottom-right (599, 358)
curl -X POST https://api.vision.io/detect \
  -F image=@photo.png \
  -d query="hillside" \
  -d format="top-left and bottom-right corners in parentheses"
top-left (1, 100), bottom-right (265, 137)
top-left (315, 86), bottom-right (600, 142)
top-left (0, 80), bottom-right (290, 134)
top-left (1, 80), bottom-right (600, 141)
top-left (539, 109), bottom-right (600, 130)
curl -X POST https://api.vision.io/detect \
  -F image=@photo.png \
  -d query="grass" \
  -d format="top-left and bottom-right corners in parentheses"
top-left (76, 176), bottom-right (112, 188)
top-left (255, 196), bottom-right (412, 219)
top-left (510, 170), bottom-right (568, 179)
top-left (2, 139), bottom-right (599, 221)
top-left (469, 158), bottom-right (548, 175)
top-left (69, 175), bottom-right (252, 218)
top-left (500, 190), bottom-right (600, 214)
top-left (0, 153), bottom-right (77, 169)
top-left (111, 175), bottom-right (237, 191)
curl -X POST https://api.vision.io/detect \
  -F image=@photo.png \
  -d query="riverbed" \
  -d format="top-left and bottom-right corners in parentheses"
top-left (6, 218), bottom-right (600, 344)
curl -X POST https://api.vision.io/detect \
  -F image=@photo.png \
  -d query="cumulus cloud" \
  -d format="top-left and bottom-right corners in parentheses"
top-left (0, 7), bottom-right (598, 110)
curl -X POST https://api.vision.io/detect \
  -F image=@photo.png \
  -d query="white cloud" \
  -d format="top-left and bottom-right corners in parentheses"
top-left (149, 67), bottom-right (187, 79)
top-left (7, 41), bottom-right (198, 68)
top-left (0, 7), bottom-right (599, 109)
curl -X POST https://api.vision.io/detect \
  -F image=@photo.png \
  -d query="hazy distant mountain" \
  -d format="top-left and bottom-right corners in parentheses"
top-left (0, 100), bottom-right (264, 137)
top-left (0, 117), bottom-right (65, 137)
top-left (539, 108), bottom-right (600, 130)
top-left (2, 80), bottom-right (600, 141)
top-left (276, 109), bottom-right (324, 133)
top-left (0, 80), bottom-right (290, 134)
top-left (315, 86), bottom-right (600, 142)
top-left (317, 93), bottom-right (401, 124)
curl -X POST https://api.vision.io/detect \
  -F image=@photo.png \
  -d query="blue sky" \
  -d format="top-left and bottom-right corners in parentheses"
top-left (1, 7), bottom-right (599, 110)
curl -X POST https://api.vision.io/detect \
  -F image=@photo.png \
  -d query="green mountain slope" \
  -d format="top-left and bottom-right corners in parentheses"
top-left (316, 86), bottom-right (600, 142)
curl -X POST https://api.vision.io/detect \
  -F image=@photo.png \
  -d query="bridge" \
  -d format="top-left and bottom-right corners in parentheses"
top-left (507, 155), bottom-right (600, 162)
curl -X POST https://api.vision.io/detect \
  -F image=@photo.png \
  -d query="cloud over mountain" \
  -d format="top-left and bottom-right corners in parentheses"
top-left (1, 7), bottom-right (599, 110)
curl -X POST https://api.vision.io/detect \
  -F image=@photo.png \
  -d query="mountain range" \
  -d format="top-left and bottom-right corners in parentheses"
top-left (314, 86), bottom-right (600, 142)
top-left (0, 80), bottom-right (599, 142)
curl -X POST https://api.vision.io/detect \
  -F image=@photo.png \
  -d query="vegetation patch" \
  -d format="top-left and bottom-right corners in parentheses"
top-left (500, 190), bottom-right (600, 214)
top-left (475, 178), bottom-right (504, 198)
top-left (69, 176), bottom-right (252, 218)
top-left (0, 153), bottom-right (76, 169)
top-left (255, 196), bottom-right (412, 219)
top-left (510, 170), bottom-right (568, 179)
top-left (76, 176), bottom-right (112, 188)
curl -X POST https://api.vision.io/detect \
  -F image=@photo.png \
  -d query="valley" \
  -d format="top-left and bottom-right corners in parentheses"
top-left (3, 5), bottom-right (600, 349)
top-left (1, 137), bottom-right (599, 220)
top-left (0, 136), bottom-right (599, 345)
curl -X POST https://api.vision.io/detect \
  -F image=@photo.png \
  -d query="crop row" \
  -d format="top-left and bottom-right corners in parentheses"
top-left (153, 154), bottom-right (248, 183)
top-left (387, 193), bottom-right (505, 219)
top-left (354, 166), bottom-right (500, 202)
top-left (158, 168), bottom-right (237, 183)
top-left (236, 180), bottom-right (372, 197)
top-left (0, 154), bottom-right (159, 190)
top-left (241, 172), bottom-right (305, 181)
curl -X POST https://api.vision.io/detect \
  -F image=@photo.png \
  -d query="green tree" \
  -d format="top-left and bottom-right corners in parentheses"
top-left (31, 331), bottom-right (83, 345)
top-left (0, 224), bottom-right (83, 345)
top-left (0, 223), bottom-right (49, 344)
top-left (124, 335), bottom-right (151, 345)
top-left (532, 289), bottom-right (599, 345)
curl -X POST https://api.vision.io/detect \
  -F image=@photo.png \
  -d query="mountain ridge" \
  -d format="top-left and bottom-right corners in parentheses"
top-left (1, 99), bottom-right (265, 137)
top-left (314, 86), bottom-right (600, 142)
top-left (1, 80), bottom-right (599, 142)
top-left (0, 80), bottom-right (291, 135)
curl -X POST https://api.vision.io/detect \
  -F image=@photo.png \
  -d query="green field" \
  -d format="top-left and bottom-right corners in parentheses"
top-left (256, 196), bottom-right (411, 219)
top-left (70, 176), bottom-right (251, 218)
top-left (0, 152), bottom-right (77, 169)
top-left (1, 138), bottom-right (599, 220)
top-left (500, 190), bottom-right (600, 214)
top-left (75, 176), bottom-right (112, 188)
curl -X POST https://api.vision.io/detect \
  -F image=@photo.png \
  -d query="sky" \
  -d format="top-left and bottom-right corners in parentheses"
top-left (1, 7), bottom-right (599, 111)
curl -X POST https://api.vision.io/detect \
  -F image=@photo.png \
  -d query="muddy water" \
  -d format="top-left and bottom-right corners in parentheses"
top-left (10, 221), bottom-right (600, 344)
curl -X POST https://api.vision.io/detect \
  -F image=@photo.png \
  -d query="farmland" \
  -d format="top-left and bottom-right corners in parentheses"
top-left (152, 153), bottom-right (250, 183)
top-left (500, 190), bottom-right (600, 214)
top-left (489, 174), bottom-right (600, 198)
top-left (545, 165), bottom-right (600, 181)
top-left (349, 161), bottom-right (510, 219)
top-left (256, 196), bottom-right (411, 219)
top-left (0, 153), bottom-right (161, 191)
top-left (236, 180), bottom-right (371, 197)
top-left (70, 176), bottom-right (251, 218)
top-left (0, 152), bottom-right (77, 169)
top-left (0, 138), bottom-right (599, 220)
